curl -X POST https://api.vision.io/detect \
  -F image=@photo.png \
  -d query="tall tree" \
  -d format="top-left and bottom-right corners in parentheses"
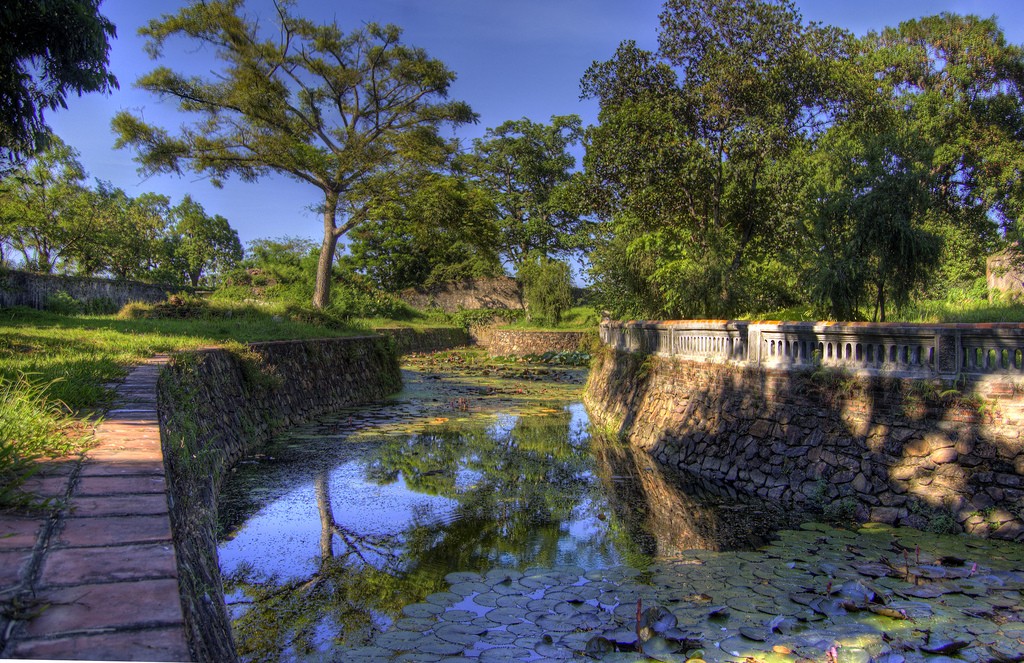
top-left (166, 195), bottom-right (243, 287)
top-left (344, 172), bottom-right (501, 291)
top-left (73, 183), bottom-right (171, 279)
top-left (462, 115), bottom-right (585, 269)
top-left (0, 0), bottom-right (117, 163)
top-left (112, 0), bottom-right (475, 308)
top-left (581, 0), bottom-right (852, 318)
top-left (864, 14), bottom-right (1024, 292)
top-left (0, 136), bottom-right (90, 272)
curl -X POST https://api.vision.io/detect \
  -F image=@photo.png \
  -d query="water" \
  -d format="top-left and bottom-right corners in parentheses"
top-left (217, 364), bottom-right (1024, 662)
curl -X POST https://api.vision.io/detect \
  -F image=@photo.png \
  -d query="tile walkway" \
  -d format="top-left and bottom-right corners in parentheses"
top-left (0, 356), bottom-right (191, 661)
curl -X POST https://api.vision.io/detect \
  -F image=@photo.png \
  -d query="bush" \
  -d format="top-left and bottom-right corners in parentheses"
top-left (118, 294), bottom-right (211, 319)
top-left (44, 291), bottom-right (119, 315)
top-left (517, 256), bottom-right (573, 325)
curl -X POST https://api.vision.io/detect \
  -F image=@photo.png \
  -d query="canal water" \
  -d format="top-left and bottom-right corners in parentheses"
top-left (218, 359), bottom-right (1024, 662)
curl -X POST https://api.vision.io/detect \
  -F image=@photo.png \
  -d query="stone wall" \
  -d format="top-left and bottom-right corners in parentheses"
top-left (0, 269), bottom-right (182, 309)
top-left (473, 328), bottom-right (592, 356)
top-left (585, 348), bottom-right (1024, 542)
top-left (375, 326), bottom-right (470, 354)
top-left (399, 276), bottom-right (524, 312)
top-left (157, 337), bottom-right (402, 662)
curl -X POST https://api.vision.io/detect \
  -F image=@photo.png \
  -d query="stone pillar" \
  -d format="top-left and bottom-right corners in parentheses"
top-left (935, 330), bottom-right (960, 379)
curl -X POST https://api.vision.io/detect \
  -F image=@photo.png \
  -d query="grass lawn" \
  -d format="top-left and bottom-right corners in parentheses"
top-left (0, 303), bottom-right (371, 508)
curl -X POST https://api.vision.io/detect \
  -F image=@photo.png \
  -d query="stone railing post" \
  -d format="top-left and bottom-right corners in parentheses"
top-left (747, 325), bottom-right (763, 367)
top-left (935, 329), bottom-right (961, 379)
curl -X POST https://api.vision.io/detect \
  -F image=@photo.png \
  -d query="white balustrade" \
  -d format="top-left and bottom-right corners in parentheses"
top-left (600, 321), bottom-right (1024, 379)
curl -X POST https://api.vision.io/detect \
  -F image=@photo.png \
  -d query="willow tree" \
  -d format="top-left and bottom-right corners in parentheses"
top-left (113, 0), bottom-right (475, 308)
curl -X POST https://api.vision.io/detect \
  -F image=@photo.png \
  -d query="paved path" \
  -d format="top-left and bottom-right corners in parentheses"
top-left (0, 356), bottom-right (191, 661)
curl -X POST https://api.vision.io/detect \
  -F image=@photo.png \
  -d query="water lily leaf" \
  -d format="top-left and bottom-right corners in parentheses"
top-left (435, 623), bottom-right (487, 646)
top-left (478, 646), bottom-right (535, 662)
top-left (605, 628), bottom-right (638, 648)
top-left (485, 606), bottom-right (526, 625)
top-left (417, 636), bottom-right (466, 656)
top-left (739, 626), bottom-right (769, 642)
top-left (449, 581), bottom-right (490, 596)
top-left (897, 583), bottom-right (953, 599)
top-left (535, 638), bottom-right (575, 659)
top-left (640, 635), bottom-right (681, 660)
top-left (425, 591), bottom-right (462, 607)
top-left (439, 609), bottom-right (479, 623)
top-left (377, 629), bottom-right (425, 650)
top-left (921, 635), bottom-right (970, 655)
top-left (987, 645), bottom-right (1024, 662)
top-left (584, 635), bottom-right (616, 656)
top-left (535, 612), bottom-right (581, 632)
top-left (707, 606), bottom-right (730, 620)
top-left (472, 591), bottom-right (501, 608)
top-left (639, 605), bottom-right (677, 633)
top-left (838, 581), bottom-right (876, 603)
top-left (401, 602), bottom-right (443, 619)
top-left (908, 565), bottom-right (947, 580)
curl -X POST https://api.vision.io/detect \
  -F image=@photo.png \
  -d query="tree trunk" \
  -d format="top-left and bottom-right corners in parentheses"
top-left (315, 468), bottom-right (335, 560)
top-left (313, 195), bottom-right (340, 310)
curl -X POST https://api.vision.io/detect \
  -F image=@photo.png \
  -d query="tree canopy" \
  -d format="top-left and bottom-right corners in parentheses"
top-left (0, 0), bottom-right (117, 163)
top-left (461, 115), bottom-right (586, 269)
top-left (579, 1), bottom-right (1024, 321)
top-left (581, 0), bottom-right (852, 318)
top-left (0, 136), bottom-right (242, 285)
top-left (113, 0), bottom-right (476, 308)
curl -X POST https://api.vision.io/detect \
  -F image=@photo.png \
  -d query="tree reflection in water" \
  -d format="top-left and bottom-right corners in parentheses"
top-left (222, 405), bottom-right (616, 660)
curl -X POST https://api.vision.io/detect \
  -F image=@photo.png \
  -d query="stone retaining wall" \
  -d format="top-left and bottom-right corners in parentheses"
top-left (376, 326), bottom-right (470, 354)
top-left (585, 348), bottom-right (1024, 542)
top-left (157, 337), bottom-right (402, 662)
top-left (0, 269), bottom-right (182, 310)
top-left (473, 328), bottom-right (592, 356)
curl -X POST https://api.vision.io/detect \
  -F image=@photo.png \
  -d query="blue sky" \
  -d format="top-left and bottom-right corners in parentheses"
top-left (48, 0), bottom-right (1024, 254)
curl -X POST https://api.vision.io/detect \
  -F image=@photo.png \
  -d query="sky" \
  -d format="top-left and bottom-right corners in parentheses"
top-left (46, 0), bottom-right (1024, 255)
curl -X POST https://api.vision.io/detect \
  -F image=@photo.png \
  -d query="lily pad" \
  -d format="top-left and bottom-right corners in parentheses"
top-left (435, 622), bottom-right (487, 646)
top-left (401, 602), bottom-right (444, 619)
top-left (486, 606), bottom-right (526, 625)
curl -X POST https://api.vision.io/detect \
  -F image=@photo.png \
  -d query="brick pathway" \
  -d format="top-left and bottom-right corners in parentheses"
top-left (0, 356), bottom-right (191, 661)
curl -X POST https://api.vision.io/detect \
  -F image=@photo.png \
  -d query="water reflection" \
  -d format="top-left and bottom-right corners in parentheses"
top-left (591, 434), bottom-right (804, 557)
top-left (217, 370), bottom-right (803, 660)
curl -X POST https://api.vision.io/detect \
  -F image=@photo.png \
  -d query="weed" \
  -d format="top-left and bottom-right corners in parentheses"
top-left (822, 497), bottom-right (859, 527)
top-left (0, 373), bottom-right (91, 508)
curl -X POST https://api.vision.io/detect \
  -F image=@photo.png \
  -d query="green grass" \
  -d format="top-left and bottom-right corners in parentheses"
top-left (496, 306), bottom-right (599, 331)
top-left (0, 302), bottom-right (366, 509)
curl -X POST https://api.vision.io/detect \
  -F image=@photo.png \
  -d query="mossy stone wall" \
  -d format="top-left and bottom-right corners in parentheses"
top-left (157, 337), bottom-right (401, 662)
top-left (584, 349), bottom-right (1024, 542)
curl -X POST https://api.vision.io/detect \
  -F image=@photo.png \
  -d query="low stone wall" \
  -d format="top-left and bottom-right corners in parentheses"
top-left (473, 328), bottom-right (592, 356)
top-left (375, 326), bottom-right (470, 354)
top-left (0, 269), bottom-right (182, 310)
top-left (585, 347), bottom-right (1024, 542)
top-left (157, 337), bottom-right (401, 662)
